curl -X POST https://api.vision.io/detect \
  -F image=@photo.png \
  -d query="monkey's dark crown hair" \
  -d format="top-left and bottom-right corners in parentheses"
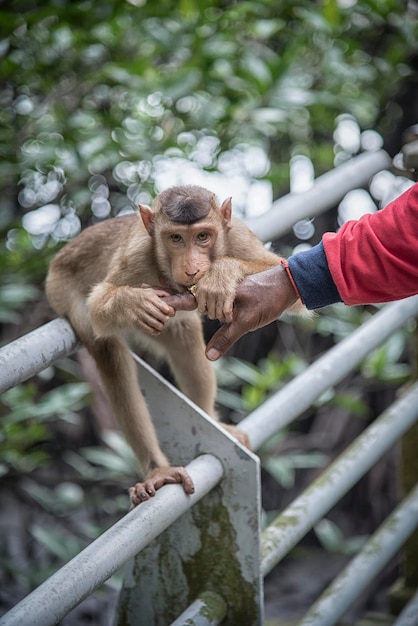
top-left (158, 185), bottom-right (214, 224)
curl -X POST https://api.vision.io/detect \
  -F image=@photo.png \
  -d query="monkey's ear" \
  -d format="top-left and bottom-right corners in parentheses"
top-left (139, 204), bottom-right (155, 234)
top-left (220, 197), bottom-right (232, 225)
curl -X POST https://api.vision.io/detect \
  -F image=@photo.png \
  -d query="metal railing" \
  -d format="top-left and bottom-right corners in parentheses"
top-left (0, 452), bottom-right (224, 626)
top-left (2, 296), bottom-right (418, 625)
top-left (1, 150), bottom-right (418, 625)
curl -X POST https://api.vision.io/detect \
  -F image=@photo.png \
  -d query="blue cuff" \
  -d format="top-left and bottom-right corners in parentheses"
top-left (287, 242), bottom-right (342, 310)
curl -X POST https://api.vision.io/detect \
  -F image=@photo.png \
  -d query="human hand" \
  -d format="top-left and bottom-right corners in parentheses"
top-left (205, 264), bottom-right (299, 361)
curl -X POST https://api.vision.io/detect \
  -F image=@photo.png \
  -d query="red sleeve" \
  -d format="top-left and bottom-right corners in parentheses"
top-left (323, 182), bottom-right (418, 305)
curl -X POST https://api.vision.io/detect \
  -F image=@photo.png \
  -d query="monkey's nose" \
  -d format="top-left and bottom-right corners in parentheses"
top-left (185, 270), bottom-right (199, 278)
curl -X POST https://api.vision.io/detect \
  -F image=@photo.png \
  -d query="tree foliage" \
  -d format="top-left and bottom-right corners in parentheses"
top-left (1, 0), bottom-right (416, 251)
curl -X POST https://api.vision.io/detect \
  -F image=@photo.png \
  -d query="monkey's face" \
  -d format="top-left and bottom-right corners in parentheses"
top-left (158, 220), bottom-right (221, 290)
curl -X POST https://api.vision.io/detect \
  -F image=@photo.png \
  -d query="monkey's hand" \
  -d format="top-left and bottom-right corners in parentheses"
top-left (193, 259), bottom-right (246, 323)
top-left (128, 465), bottom-right (195, 508)
top-left (87, 282), bottom-right (176, 337)
top-left (131, 288), bottom-right (197, 336)
top-left (128, 286), bottom-right (177, 335)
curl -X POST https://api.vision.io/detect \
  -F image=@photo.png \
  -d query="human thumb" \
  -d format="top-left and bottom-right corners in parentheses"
top-left (205, 323), bottom-right (242, 361)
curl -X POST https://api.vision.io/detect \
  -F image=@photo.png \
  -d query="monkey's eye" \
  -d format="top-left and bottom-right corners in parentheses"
top-left (197, 232), bottom-right (210, 242)
top-left (170, 234), bottom-right (183, 243)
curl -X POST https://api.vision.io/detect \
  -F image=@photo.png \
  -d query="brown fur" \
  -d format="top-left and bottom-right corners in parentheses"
top-left (46, 185), bottom-right (298, 506)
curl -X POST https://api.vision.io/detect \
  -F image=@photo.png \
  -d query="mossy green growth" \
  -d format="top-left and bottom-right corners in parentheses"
top-left (181, 488), bottom-right (259, 625)
top-left (194, 590), bottom-right (227, 621)
top-left (116, 485), bottom-right (261, 626)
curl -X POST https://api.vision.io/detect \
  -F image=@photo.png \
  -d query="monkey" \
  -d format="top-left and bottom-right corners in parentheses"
top-left (46, 185), bottom-right (304, 507)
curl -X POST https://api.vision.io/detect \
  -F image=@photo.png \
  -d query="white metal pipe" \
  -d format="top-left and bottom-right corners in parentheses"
top-left (170, 591), bottom-right (227, 626)
top-left (297, 483), bottom-right (418, 626)
top-left (242, 295), bottom-right (418, 452)
top-left (0, 319), bottom-right (79, 393)
top-left (392, 589), bottom-right (418, 626)
top-left (261, 382), bottom-right (418, 576)
top-left (244, 149), bottom-right (391, 242)
top-left (0, 454), bottom-right (224, 626)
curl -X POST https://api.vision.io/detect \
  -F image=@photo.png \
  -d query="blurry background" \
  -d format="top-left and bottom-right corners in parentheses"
top-left (1, 1), bottom-right (418, 624)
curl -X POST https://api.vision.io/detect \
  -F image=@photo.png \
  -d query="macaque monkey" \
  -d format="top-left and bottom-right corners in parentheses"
top-left (46, 185), bottom-right (303, 507)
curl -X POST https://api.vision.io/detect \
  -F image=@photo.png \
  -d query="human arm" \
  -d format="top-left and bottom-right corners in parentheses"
top-left (322, 182), bottom-right (418, 305)
top-left (286, 242), bottom-right (342, 309)
top-left (288, 182), bottom-right (418, 308)
top-left (205, 182), bottom-right (418, 360)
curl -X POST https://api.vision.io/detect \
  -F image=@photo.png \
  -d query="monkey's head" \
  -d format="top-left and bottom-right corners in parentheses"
top-left (139, 185), bottom-right (232, 291)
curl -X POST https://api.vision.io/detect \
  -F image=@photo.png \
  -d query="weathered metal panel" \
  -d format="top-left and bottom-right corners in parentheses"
top-left (116, 355), bottom-right (262, 626)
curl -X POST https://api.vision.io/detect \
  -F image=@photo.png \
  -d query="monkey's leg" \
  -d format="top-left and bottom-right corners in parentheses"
top-left (159, 314), bottom-right (217, 416)
top-left (87, 336), bottom-right (194, 506)
top-left (159, 315), bottom-right (251, 450)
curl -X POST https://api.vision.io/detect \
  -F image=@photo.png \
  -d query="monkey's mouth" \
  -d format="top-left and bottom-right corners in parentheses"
top-left (175, 283), bottom-right (196, 294)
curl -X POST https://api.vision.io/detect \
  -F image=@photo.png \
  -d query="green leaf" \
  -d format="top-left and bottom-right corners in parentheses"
top-left (263, 452), bottom-right (327, 489)
top-left (81, 447), bottom-right (135, 474)
top-left (314, 518), bottom-right (368, 555)
top-left (242, 385), bottom-right (265, 411)
top-left (0, 283), bottom-right (39, 306)
top-left (264, 456), bottom-right (296, 488)
top-left (330, 393), bottom-right (370, 417)
top-left (30, 525), bottom-right (84, 561)
top-left (216, 388), bottom-right (245, 412)
top-left (222, 357), bottom-right (262, 386)
top-left (102, 430), bottom-right (137, 466)
top-left (361, 331), bottom-right (410, 382)
top-left (314, 518), bottom-right (346, 553)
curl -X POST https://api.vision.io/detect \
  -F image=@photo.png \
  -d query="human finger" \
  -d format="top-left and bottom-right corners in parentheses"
top-left (205, 322), bottom-right (245, 361)
top-left (163, 292), bottom-right (197, 312)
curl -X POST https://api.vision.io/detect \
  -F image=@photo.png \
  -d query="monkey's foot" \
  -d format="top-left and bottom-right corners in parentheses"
top-left (128, 465), bottom-right (195, 508)
top-left (222, 424), bottom-right (251, 450)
